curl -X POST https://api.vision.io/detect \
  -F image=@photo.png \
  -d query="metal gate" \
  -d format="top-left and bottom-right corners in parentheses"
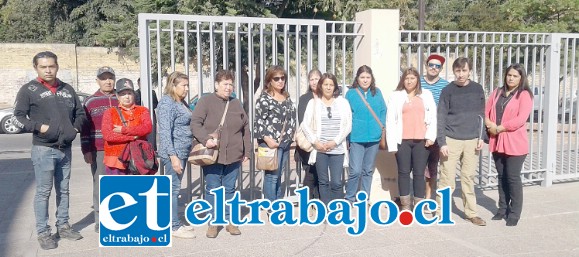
top-left (399, 31), bottom-right (579, 187)
top-left (137, 13), bottom-right (359, 201)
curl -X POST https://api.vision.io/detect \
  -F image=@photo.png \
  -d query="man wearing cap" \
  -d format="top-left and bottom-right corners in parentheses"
top-left (420, 54), bottom-right (449, 201)
top-left (14, 51), bottom-right (86, 250)
top-left (80, 66), bottom-right (118, 233)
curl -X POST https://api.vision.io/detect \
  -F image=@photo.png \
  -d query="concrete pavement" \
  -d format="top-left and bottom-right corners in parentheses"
top-left (0, 136), bottom-right (578, 257)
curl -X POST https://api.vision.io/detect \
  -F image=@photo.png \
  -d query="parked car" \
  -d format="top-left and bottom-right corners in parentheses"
top-left (559, 90), bottom-right (577, 122)
top-left (0, 92), bottom-right (90, 134)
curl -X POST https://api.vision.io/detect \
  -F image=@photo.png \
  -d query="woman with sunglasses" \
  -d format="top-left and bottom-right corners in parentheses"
top-left (254, 65), bottom-right (296, 203)
top-left (344, 65), bottom-right (387, 203)
top-left (386, 67), bottom-right (437, 211)
top-left (301, 73), bottom-right (352, 204)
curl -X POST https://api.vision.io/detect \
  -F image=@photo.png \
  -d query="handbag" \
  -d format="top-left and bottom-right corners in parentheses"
top-left (355, 88), bottom-right (388, 150)
top-left (115, 107), bottom-right (158, 175)
top-left (188, 100), bottom-right (230, 166)
top-left (294, 99), bottom-right (317, 152)
top-left (256, 118), bottom-right (287, 171)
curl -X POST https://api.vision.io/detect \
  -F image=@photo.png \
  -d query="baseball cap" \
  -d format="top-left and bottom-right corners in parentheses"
top-left (426, 54), bottom-right (445, 66)
top-left (115, 78), bottom-right (135, 93)
top-left (97, 66), bottom-right (115, 78)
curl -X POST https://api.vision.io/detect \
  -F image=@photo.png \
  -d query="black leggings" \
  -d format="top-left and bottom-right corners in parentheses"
top-left (492, 152), bottom-right (526, 220)
top-left (395, 139), bottom-right (430, 198)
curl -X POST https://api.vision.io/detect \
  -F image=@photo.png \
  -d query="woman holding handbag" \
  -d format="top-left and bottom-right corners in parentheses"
top-left (296, 69), bottom-right (322, 201)
top-left (344, 65), bottom-right (387, 203)
top-left (485, 64), bottom-right (533, 226)
top-left (101, 78), bottom-right (152, 175)
top-left (254, 65), bottom-right (296, 203)
top-left (191, 70), bottom-right (251, 238)
top-left (301, 73), bottom-right (352, 204)
top-left (157, 71), bottom-right (196, 239)
top-left (386, 67), bottom-right (437, 211)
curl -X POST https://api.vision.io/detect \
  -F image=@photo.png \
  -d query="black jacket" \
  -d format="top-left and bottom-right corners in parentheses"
top-left (14, 79), bottom-right (86, 148)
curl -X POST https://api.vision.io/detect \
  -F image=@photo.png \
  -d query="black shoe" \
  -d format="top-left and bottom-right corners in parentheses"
top-left (491, 213), bottom-right (506, 220)
top-left (38, 232), bottom-right (57, 250)
top-left (57, 224), bottom-right (83, 241)
top-left (506, 218), bottom-right (519, 226)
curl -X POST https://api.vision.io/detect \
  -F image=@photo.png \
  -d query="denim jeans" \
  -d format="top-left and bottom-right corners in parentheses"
top-left (345, 142), bottom-right (380, 202)
top-left (203, 161), bottom-right (240, 221)
top-left (263, 147), bottom-right (290, 202)
top-left (161, 157), bottom-right (186, 230)
top-left (31, 145), bottom-right (72, 235)
top-left (315, 153), bottom-right (345, 205)
top-left (90, 151), bottom-right (105, 226)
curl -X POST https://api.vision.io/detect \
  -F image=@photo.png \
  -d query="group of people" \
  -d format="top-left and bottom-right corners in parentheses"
top-left (14, 51), bottom-right (532, 250)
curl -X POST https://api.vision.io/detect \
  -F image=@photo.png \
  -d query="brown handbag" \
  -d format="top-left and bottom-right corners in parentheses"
top-left (256, 120), bottom-right (287, 171)
top-left (188, 101), bottom-right (229, 166)
top-left (354, 88), bottom-right (388, 150)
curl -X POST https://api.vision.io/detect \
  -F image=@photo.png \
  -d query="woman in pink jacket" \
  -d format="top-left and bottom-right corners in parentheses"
top-left (484, 63), bottom-right (533, 227)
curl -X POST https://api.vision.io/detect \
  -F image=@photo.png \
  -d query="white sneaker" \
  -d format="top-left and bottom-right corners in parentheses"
top-left (172, 226), bottom-right (196, 239)
top-left (181, 225), bottom-right (195, 231)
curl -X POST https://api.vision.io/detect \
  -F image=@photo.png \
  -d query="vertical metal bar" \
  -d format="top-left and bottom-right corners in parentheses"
top-left (307, 25), bottom-right (312, 71)
top-left (542, 34), bottom-right (561, 187)
top-left (572, 38), bottom-right (579, 175)
top-left (272, 23), bottom-right (277, 66)
top-left (247, 23), bottom-right (256, 201)
top-left (560, 38), bottom-right (569, 175)
top-left (170, 20), bottom-right (176, 71)
top-left (318, 23), bottom-right (327, 74)
top-left (195, 21), bottom-right (204, 197)
top-left (183, 20), bottom-right (193, 202)
top-left (341, 22), bottom-right (347, 86)
top-left (331, 23), bottom-right (336, 74)
top-left (223, 22), bottom-right (229, 70)
top-left (210, 22), bottom-right (215, 82)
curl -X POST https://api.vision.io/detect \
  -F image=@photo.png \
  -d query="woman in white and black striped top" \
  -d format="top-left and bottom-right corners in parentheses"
top-left (301, 73), bottom-right (352, 204)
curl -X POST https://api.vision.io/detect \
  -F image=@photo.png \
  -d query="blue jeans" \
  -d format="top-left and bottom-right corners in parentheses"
top-left (315, 153), bottom-right (345, 205)
top-left (263, 147), bottom-right (290, 202)
top-left (345, 142), bottom-right (380, 202)
top-left (161, 157), bottom-right (186, 230)
top-left (203, 161), bottom-right (240, 221)
top-left (31, 145), bottom-right (72, 235)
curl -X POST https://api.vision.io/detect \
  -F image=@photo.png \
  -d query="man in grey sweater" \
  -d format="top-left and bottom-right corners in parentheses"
top-left (436, 57), bottom-right (487, 226)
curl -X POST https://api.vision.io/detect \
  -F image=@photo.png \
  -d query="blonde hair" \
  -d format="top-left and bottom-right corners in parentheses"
top-left (164, 71), bottom-right (189, 101)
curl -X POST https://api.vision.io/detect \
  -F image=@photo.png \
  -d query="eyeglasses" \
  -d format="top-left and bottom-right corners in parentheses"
top-left (428, 63), bottom-right (442, 69)
top-left (327, 107), bottom-right (332, 119)
top-left (272, 76), bottom-right (286, 82)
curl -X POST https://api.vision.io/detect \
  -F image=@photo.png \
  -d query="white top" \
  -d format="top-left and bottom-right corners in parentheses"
top-left (386, 89), bottom-right (437, 152)
top-left (301, 96), bottom-right (352, 166)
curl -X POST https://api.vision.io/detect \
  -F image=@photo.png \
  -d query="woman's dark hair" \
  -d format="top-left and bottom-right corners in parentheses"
top-left (316, 73), bottom-right (340, 98)
top-left (307, 69), bottom-right (322, 92)
top-left (264, 65), bottom-right (289, 97)
top-left (395, 67), bottom-right (422, 95)
top-left (501, 63), bottom-right (533, 99)
top-left (350, 65), bottom-right (377, 96)
top-left (33, 51), bottom-right (58, 67)
top-left (215, 69), bottom-right (235, 83)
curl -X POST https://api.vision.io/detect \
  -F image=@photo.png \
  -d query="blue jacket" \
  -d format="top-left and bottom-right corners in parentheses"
top-left (157, 95), bottom-right (193, 159)
top-left (345, 87), bottom-right (387, 143)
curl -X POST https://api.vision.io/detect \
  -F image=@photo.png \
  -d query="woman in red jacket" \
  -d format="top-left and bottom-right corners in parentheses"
top-left (484, 64), bottom-right (533, 226)
top-left (102, 78), bottom-right (153, 174)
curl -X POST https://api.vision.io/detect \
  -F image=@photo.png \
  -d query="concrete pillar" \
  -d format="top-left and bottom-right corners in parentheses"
top-left (355, 9), bottom-right (400, 204)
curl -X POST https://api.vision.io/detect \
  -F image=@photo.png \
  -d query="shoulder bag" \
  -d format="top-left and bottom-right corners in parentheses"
top-left (294, 98), bottom-right (316, 152)
top-left (115, 107), bottom-right (159, 175)
top-left (188, 100), bottom-right (230, 166)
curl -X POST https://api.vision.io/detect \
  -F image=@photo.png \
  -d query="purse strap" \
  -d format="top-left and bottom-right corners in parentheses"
top-left (218, 100), bottom-right (230, 129)
top-left (115, 107), bottom-right (128, 127)
top-left (311, 98), bottom-right (317, 132)
top-left (354, 88), bottom-right (384, 129)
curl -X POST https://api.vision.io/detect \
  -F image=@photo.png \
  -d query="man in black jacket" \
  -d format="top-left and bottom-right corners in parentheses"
top-left (14, 51), bottom-right (86, 250)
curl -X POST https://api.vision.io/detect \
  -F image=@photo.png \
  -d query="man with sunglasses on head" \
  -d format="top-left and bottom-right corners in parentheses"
top-left (14, 51), bottom-right (86, 250)
top-left (80, 66), bottom-right (118, 233)
top-left (420, 54), bottom-right (448, 202)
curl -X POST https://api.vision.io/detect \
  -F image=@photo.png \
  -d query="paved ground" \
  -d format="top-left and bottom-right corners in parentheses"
top-left (1, 138), bottom-right (579, 257)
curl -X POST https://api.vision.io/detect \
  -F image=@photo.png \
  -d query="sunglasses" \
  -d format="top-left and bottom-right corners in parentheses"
top-left (327, 107), bottom-right (332, 119)
top-left (428, 63), bottom-right (442, 69)
top-left (272, 76), bottom-right (286, 82)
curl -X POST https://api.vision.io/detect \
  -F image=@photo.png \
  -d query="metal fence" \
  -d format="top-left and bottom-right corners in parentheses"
top-left (138, 13), bottom-right (579, 199)
top-left (399, 31), bottom-right (579, 187)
